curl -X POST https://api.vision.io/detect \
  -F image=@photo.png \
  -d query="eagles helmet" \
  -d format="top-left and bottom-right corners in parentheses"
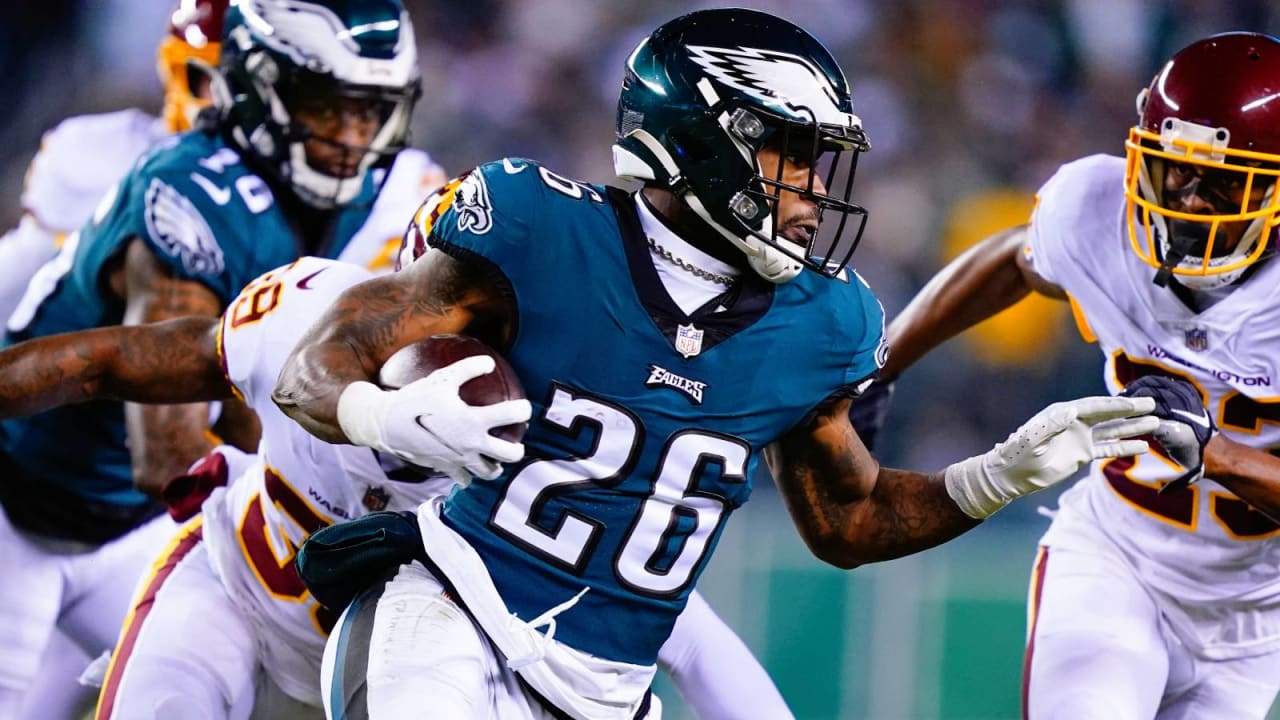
top-left (212, 0), bottom-right (421, 208)
top-left (1126, 32), bottom-right (1280, 290)
top-left (158, 0), bottom-right (229, 132)
top-left (614, 8), bottom-right (870, 283)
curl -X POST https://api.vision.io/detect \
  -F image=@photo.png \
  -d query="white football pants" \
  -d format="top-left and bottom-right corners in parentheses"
top-left (1024, 543), bottom-right (1280, 719)
top-left (94, 519), bottom-right (320, 720)
top-left (0, 501), bottom-right (176, 719)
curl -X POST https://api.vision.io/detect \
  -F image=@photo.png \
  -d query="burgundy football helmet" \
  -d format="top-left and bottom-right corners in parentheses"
top-left (157, 0), bottom-right (229, 132)
top-left (1125, 32), bottom-right (1280, 290)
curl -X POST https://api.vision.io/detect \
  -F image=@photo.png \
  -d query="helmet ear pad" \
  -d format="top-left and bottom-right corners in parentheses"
top-left (666, 110), bottom-right (773, 232)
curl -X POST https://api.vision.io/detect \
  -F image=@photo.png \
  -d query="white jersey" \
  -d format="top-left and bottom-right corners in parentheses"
top-left (206, 257), bottom-right (452, 705)
top-left (334, 148), bottom-right (447, 274)
top-left (1028, 154), bottom-right (1280, 660)
top-left (0, 109), bottom-right (167, 322)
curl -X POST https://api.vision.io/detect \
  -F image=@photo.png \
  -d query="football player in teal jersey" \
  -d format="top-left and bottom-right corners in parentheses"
top-left (0, 1), bottom-right (421, 716)
top-left (275, 9), bottom-right (1159, 719)
top-left (0, 5), bottom-right (230, 716)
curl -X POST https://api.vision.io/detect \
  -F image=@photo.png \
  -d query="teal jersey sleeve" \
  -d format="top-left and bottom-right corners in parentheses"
top-left (419, 158), bottom-right (610, 269)
top-left (78, 132), bottom-right (293, 305)
top-left (843, 268), bottom-right (889, 391)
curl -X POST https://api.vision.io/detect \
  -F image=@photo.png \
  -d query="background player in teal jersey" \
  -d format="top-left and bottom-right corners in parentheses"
top-left (0, 5), bottom-right (229, 716)
top-left (275, 9), bottom-right (1159, 719)
top-left (0, 1), bottom-right (422, 715)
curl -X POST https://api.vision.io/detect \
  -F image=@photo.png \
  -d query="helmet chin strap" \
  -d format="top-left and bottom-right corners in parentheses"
top-left (680, 190), bottom-right (803, 283)
top-left (615, 130), bottom-right (804, 282)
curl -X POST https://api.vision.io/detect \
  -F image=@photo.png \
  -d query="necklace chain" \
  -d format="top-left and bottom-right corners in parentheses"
top-left (646, 237), bottom-right (736, 286)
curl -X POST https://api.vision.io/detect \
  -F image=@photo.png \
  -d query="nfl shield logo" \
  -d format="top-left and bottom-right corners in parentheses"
top-left (1184, 327), bottom-right (1209, 352)
top-left (675, 324), bottom-right (704, 358)
top-left (362, 486), bottom-right (389, 512)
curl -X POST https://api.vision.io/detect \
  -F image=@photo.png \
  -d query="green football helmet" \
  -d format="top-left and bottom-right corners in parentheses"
top-left (212, 0), bottom-right (421, 208)
top-left (614, 8), bottom-right (870, 283)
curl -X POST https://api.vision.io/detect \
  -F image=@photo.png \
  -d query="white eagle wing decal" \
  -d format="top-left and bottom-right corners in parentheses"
top-left (143, 178), bottom-right (226, 276)
top-left (686, 45), bottom-right (854, 127)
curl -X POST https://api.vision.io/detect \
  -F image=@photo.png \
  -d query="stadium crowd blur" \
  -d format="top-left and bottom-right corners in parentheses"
top-left (0, 0), bottom-right (1275, 515)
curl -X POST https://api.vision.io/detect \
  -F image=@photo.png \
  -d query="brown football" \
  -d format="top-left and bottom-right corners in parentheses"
top-left (378, 334), bottom-right (528, 443)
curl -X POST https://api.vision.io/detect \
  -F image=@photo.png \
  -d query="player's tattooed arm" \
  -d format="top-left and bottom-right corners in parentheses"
top-left (0, 317), bottom-right (229, 418)
top-left (119, 238), bottom-right (226, 495)
top-left (767, 397), bottom-right (979, 569)
top-left (273, 248), bottom-right (512, 444)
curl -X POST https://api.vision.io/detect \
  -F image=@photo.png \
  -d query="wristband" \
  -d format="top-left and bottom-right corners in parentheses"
top-left (337, 381), bottom-right (387, 449)
top-left (943, 454), bottom-right (1007, 520)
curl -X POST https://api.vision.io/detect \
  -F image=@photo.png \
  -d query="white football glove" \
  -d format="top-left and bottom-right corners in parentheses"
top-left (943, 395), bottom-right (1159, 519)
top-left (337, 355), bottom-right (532, 483)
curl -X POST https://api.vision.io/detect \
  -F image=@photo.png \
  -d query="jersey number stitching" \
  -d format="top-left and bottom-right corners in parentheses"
top-left (236, 466), bottom-right (339, 633)
top-left (489, 384), bottom-right (747, 596)
top-left (1105, 350), bottom-right (1280, 539)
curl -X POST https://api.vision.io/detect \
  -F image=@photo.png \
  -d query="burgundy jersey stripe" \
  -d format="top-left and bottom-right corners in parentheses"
top-left (1021, 545), bottom-right (1050, 720)
top-left (95, 520), bottom-right (204, 720)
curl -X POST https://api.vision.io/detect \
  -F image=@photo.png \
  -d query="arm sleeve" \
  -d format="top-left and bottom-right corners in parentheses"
top-left (219, 258), bottom-right (374, 408)
top-left (657, 591), bottom-right (795, 720)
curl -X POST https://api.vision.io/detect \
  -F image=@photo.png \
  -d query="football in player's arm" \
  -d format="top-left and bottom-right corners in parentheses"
top-left (0, 256), bottom-right (797, 718)
top-left (273, 9), bottom-right (1157, 719)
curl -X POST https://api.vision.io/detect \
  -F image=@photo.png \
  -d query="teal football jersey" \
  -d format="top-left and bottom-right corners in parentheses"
top-left (0, 131), bottom-right (381, 515)
top-left (429, 159), bottom-right (885, 665)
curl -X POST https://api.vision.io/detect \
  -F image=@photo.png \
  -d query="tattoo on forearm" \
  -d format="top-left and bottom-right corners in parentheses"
top-left (856, 468), bottom-right (979, 561)
top-left (274, 250), bottom-right (502, 440)
top-left (0, 319), bottom-right (226, 417)
top-left (777, 410), bottom-right (978, 566)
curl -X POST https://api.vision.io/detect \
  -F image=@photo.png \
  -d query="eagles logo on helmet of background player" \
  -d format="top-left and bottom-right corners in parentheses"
top-left (210, 0), bottom-right (421, 208)
top-left (613, 8), bottom-right (871, 283)
top-left (1125, 32), bottom-right (1280, 291)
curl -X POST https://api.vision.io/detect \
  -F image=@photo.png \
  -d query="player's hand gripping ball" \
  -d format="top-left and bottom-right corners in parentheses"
top-left (338, 334), bottom-right (531, 484)
top-left (378, 334), bottom-right (529, 444)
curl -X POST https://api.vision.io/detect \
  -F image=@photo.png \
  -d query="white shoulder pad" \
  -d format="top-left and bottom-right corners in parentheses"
top-left (22, 109), bottom-right (166, 232)
top-left (1028, 154), bottom-right (1126, 288)
top-left (219, 258), bottom-right (374, 409)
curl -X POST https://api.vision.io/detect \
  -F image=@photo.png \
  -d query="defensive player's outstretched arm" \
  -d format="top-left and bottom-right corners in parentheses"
top-left (768, 394), bottom-right (1157, 569)
top-left (881, 224), bottom-right (1062, 380)
top-left (273, 249), bottom-right (513, 445)
top-left (0, 316), bottom-right (229, 419)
